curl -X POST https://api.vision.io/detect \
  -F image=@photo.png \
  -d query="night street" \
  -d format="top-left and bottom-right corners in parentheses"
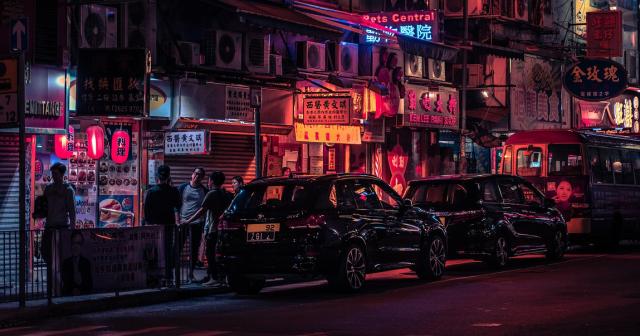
top-left (6, 246), bottom-right (640, 336)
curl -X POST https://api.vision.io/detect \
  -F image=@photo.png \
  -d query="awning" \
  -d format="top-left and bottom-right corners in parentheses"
top-left (293, 1), bottom-right (459, 62)
top-left (216, 0), bottom-right (343, 40)
top-left (469, 41), bottom-right (524, 60)
top-left (172, 118), bottom-right (292, 136)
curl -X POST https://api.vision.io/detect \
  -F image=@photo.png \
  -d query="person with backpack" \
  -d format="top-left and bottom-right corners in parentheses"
top-left (178, 167), bottom-right (209, 280)
top-left (184, 171), bottom-right (233, 286)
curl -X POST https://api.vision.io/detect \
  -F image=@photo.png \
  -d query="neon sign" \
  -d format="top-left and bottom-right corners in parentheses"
top-left (361, 10), bottom-right (439, 44)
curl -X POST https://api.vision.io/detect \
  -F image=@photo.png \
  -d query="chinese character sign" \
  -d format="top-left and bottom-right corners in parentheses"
top-left (303, 95), bottom-right (351, 125)
top-left (587, 10), bottom-right (622, 57)
top-left (577, 94), bottom-right (640, 133)
top-left (164, 131), bottom-right (208, 155)
top-left (294, 123), bottom-right (361, 145)
top-left (361, 11), bottom-right (439, 44)
top-left (225, 86), bottom-right (254, 122)
top-left (76, 49), bottom-right (147, 117)
top-left (400, 85), bottom-right (458, 129)
top-left (563, 58), bottom-right (628, 102)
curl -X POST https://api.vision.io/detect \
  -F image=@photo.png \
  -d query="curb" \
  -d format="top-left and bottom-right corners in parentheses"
top-left (0, 286), bottom-right (230, 328)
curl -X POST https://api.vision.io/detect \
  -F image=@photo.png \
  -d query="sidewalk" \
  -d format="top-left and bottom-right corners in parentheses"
top-left (0, 284), bottom-right (230, 328)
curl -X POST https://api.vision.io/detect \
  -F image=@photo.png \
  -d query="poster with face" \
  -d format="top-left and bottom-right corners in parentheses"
top-left (543, 177), bottom-right (588, 221)
top-left (374, 48), bottom-right (404, 118)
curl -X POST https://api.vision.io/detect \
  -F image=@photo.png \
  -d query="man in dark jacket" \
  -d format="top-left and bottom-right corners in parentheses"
top-left (184, 171), bottom-right (232, 286)
top-left (178, 167), bottom-right (208, 280)
top-left (144, 165), bottom-right (182, 284)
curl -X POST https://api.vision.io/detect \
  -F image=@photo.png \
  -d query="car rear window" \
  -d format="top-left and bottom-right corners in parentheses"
top-left (407, 183), bottom-right (449, 209)
top-left (228, 183), bottom-right (314, 214)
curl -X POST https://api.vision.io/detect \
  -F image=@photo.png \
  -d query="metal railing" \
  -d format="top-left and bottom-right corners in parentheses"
top-left (0, 225), bottom-right (198, 304)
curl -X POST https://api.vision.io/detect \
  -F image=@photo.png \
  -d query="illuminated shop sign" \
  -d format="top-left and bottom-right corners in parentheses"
top-left (578, 93), bottom-right (640, 133)
top-left (361, 10), bottom-right (439, 44)
top-left (563, 58), bottom-right (628, 102)
top-left (399, 85), bottom-right (458, 129)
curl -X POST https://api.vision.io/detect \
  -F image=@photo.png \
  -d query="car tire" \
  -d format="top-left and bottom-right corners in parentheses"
top-left (546, 230), bottom-right (566, 261)
top-left (415, 234), bottom-right (446, 280)
top-left (228, 275), bottom-right (265, 295)
top-left (327, 243), bottom-right (366, 292)
top-left (487, 234), bottom-right (509, 269)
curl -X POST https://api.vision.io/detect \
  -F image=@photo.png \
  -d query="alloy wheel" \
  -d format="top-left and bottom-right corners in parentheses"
top-left (345, 247), bottom-right (365, 290)
top-left (428, 237), bottom-right (446, 278)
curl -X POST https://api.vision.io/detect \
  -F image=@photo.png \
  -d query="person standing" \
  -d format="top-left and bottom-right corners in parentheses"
top-left (231, 176), bottom-right (244, 196)
top-left (42, 162), bottom-right (76, 295)
top-left (143, 165), bottom-right (182, 285)
top-left (178, 168), bottom-right (208, 279)
top-left (184, 171), bottom-right (232, 286)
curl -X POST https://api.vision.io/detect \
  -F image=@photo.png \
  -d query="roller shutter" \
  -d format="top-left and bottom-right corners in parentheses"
top-left (0, 136), bottom-right (30, 231)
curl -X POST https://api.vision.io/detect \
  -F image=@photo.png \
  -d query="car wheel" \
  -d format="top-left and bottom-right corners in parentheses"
top-left (328, 244), bottom-right (366, 292)
top-left (487, 235), bottom-right (509, 268)
top-left (546, 230), bottom-right (566, 261)
top-left (416, 234), bottom-right (446, 280)
top-left (228, 275), bottom-right (265, 295)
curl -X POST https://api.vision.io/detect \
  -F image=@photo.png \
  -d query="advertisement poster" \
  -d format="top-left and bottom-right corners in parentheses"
top-left (510, 56), bottom-right (571, 130)
top-left (57, 227), bottom-right (164, 295)
top-left (98, 195), bottom-right (135, 228)
top-left (99, 124), bottom-right (139, 196)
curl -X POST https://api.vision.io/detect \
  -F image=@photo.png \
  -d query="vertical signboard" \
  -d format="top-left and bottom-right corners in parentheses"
top-left (586, 10), bottom-right (623, 58)
top-left (0, 57), bottom-right (19, 128)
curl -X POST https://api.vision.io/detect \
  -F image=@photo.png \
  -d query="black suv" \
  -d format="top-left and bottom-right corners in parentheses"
top-left (404, 174), bottom-right (567, 268)
top-left (217, 174), bottom-right (447, 294)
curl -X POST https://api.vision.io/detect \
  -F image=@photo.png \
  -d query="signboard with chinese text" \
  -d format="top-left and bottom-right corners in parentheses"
top-left (563, 58), bottom-right (627, 102)
top-left (303, 95), bottom-right (351, 125)
top-left (361, 11), bottom-right (439, 44)
top-left (225, 86), bottom-right (253, 122)
top-left (76, 49), bottom-right (147, 117)
top-left (511, 56), bottom-right (571, 130)
top-left (56, 227), bottom-right (165, 295)
top-left (164, 130), bottom-right (208, 155)
top-left (398, 85), bottom-right (458, 129)
top-left (587, 10), bottom-right (623, 57)
top-left (294, 122), bottom-right (361, 145)
top-left (0, 57), bottom-right (19, 128)
top-left (576, 92), bottom-right (640, 133)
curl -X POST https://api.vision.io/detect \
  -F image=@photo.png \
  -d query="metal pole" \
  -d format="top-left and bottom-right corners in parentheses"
top-left (255, 106), bottom-right (262, 178)
top-left (459, 0), bottom-right (469, 175)
top-left (18, 53), bottom-right (26, 308)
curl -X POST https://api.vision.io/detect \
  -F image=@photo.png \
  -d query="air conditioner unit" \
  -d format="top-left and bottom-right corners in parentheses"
top-left (297, 41), bottom-right (326, 72)
top-left (173, 41), bottom-right (200, 66)
top-left (245, 34), bottom-right (270, 74)
top-left (124, 1), bottom-right (157, 62)
top-left (625, 49), bottom-right (637, 83)
top-left (79, 5), bottom-right (118, 48)
top-left (405, 54), bottom-right (424, 78)
top-left (328, 42), bottom-right (358, 76)
top-left (270, 54), bottom-right (283, 76)
top-left (427, 59), bottom-right (446, 81)
top-left (513, 0), bottom-right (528, 21)
top-left (454, 64), bottom-right (484, 86)
top-left (214, 30), bottom-right (242, 70)
top-left (358, 46), bottom-right (404, 78)
top-left (444, 0), bottom-right (488, 16)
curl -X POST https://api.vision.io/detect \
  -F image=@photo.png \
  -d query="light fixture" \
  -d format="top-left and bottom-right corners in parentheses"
top-left (481, 90), bottom-right (489, 98)
top-left (86, 125), bottom-right (105, 160)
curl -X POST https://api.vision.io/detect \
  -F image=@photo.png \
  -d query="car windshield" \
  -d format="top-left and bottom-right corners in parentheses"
top-left (228, 183), bottom-right (313, 215)
top-left (407, 183), bottom-right (449, 209)
top-left (548, 144), bottom-right (583, 176)
top-left (516, 147), bottom-right (543, 177)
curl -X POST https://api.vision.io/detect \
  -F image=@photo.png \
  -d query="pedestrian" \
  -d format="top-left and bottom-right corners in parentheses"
top-left (231, 176), bottom-right (244, 196)
top-left (184, 171), bottom-right (233, 286)
top-left (178, 167), bottom-right (209, 279)
top-left (143, 165), bottom-right (182, 286)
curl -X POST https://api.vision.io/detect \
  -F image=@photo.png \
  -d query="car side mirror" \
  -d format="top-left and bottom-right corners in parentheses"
top-left (544, 198), bottom-right (555, 208)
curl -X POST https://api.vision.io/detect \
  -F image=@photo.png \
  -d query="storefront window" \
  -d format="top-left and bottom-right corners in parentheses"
top-left (502, 146), bottom-right (512, 174)
top-left (516, 147), bottom-right (543, 177)
top-left (548, 144), bottom-right (583, 176)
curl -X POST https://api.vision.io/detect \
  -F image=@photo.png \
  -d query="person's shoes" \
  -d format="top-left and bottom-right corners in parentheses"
top-left (203, 279), bottom-right (222, 287)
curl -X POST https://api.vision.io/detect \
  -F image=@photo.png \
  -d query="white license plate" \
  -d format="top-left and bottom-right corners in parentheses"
top-left (246, 223), bottom-right (280, 242)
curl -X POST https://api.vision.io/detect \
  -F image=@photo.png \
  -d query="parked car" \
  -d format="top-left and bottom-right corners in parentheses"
top-left (216, 174), bottom-right (448, 294)
top-left (404, 174), bottom-right (567, 268)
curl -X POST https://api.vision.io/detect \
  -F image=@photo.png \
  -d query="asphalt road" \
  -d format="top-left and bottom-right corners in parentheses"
top-left (5, 247), bottom-right (640, 336)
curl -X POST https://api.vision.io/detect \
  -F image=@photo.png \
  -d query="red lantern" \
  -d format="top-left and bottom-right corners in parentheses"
top-left (54, 126), bottom-right (74, 159)
top-left (111, 129), bottom-right (130, 164)
top-left (86, 125), bottom-right (105, 160)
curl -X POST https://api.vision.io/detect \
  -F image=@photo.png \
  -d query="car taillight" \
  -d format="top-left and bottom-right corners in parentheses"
top-left (218, 217), bottom-right (242, 231)
top-left (287, 214), bottom-right (326, 229)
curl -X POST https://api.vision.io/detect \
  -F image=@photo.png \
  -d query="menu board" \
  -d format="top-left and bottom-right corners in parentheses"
top-left (69, 132), bottom-right (98, 229)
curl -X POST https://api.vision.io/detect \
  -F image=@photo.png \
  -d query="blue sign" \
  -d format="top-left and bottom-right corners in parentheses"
top-left (563, 58), bottom-right (628, 102)
top-left (11, 18), bottom-right (28, 51)
top-left (361, 11), bottom-right (439, 44)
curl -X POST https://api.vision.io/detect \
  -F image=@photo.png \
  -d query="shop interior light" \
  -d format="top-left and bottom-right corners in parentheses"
top-left (86, 125), bottom-right (105, 160)
top-left (481, 90), bottom-right (489, 98)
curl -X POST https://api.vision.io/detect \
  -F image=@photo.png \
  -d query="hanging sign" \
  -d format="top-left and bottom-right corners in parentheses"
top-left (294, 122), bottom-right (361, 145)
top-left (303, 95), bottom-right (351, 125)
top-left (111, 129), bottom-right (131, 164)
top-left (399, 85), bottom-right (458, 129)
top-left (586, 10), bottom-right (623, 58)
top-left (563, 59), bottom-right (627, 102)
top-left (76, 49), bottom-right (147, 117)
top-left (361, 10), bottom-right (439, 44)
top-left (164, 130), bottom-right (208, 155)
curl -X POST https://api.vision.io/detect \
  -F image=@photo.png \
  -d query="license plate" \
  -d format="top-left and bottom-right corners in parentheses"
top-left (246, 223), bottom-right (280, 242)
